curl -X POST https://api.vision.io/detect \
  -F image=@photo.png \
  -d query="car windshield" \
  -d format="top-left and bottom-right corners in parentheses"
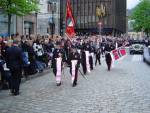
top-left (131, 40), bottom-right (144, 45)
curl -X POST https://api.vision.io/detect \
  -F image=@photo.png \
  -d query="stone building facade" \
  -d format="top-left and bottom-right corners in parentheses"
top-left (37, 0), bottom-right (60, 35)
top-left (60, 0), bottom-right (126, 36)
top-left (0, 9), bottom-right (37, 36)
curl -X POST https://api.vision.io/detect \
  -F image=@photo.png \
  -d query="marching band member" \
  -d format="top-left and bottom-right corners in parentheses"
top-left (89, 41), bottom-right (95, 70)
top-left (51, 42), bottom-right (65, 86)
top-left (105, 42), bottom-right (114, 71)
top-left (81, 40), bottom-right (91, 74)
top-left (95, 47), bottom-right (101, 66)
top-left (69, 46), bottom-right (80, 87)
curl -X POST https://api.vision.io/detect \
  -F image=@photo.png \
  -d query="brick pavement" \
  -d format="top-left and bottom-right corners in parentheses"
top-left (0, 55), bottom-right (150, 113)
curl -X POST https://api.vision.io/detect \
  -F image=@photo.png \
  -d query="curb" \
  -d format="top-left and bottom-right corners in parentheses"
top-left (0, 68), bottom-right (51, 90)
top-left (21, 68), bottom-right (51, 83)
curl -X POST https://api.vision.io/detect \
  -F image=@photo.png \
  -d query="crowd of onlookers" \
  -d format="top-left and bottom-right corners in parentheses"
top-left (0, 33), bottom-right (59, 90)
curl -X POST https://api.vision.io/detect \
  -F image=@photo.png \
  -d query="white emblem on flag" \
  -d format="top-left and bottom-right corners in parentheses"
top-left (67, 17), bottom-right (73, 27)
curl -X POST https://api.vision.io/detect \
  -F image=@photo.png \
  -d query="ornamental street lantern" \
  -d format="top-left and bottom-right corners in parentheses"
top-left (96, 4), bottom-right (106, 35)
top-left (98, 22), bottom-right (102, 26)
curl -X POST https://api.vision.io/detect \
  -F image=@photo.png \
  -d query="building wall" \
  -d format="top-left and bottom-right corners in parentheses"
top-left (37, 0), bottom-right (49, 35)
top-left (114, 0), bottom-right (126, 33)
top-left (37, 0), bottom-right (60, 35)
top-left (0, 14), bottom-right (9, 34)
top-left (16, 14), bottom-right (37, 36)
top-left (24, 14), bottom-right (37, 35)
top-left (128, 20), bottom-right (135, 32)
top-left (16, 16), bottom-right (24, 35)
top-left (0, 0), bottom-right (60, 36)
top-left (0, 10), bottom-right (36, 36)
top-left (71, 0), bottom-right (113, 29)
top-left (60, 0), bottom-right (126, 35)
top-left (0, 10), bottom-right (17, 35)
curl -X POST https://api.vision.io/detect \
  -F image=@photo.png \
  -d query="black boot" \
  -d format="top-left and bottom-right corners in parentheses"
top-left (56, 82), bottom-right (61, 86)
top-left (72, 82), bottom-right (77, 87)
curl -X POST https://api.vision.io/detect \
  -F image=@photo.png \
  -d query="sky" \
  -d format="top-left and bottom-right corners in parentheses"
top-left (127, 0), bottom-right (140, 9)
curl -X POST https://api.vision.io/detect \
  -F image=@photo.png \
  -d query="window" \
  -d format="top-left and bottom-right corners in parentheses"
top-left (85, 3), bottom-right (88, 15)
top-left (47, 2), bottom-right (57, 13)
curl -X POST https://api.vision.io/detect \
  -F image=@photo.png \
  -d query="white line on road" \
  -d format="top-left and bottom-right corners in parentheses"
top-left (132, 55), bottom-right (142, 62)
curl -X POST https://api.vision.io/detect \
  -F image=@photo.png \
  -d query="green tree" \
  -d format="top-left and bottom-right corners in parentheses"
top-left (0, 0), bottom-right (39, 35)
top-left (131, 0), bottom-right (150, 37)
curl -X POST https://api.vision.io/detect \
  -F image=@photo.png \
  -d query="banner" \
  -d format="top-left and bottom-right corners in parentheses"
top-left (111, 47), bottom-right (127, 61)
top-left (111, 49), bottom-right (119, 60)
top-left (65, 0), bottom-right (76, 38)
top-left (119, 48), bottom-right (127, 56)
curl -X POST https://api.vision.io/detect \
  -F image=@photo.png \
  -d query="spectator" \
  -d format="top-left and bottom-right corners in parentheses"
top-left (5, 40), bottom-right (23, 96)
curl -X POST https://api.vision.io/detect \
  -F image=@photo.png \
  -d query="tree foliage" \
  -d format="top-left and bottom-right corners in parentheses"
top-left (0, 0), bottom-right (39, 16)
top-left (131, 0), bottom-right (150, 36)
top-left (0, 0), bottom-right (39, 35)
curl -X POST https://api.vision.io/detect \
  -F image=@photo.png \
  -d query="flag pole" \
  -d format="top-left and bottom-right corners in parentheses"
top-left (65, 33), bottom-right (73, 43)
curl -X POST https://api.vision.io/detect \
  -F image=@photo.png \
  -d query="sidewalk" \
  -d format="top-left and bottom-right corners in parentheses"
top-left (0, 67), bottom-right (51, 91)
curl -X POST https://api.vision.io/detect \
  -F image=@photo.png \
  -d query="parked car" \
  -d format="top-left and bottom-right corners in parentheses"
top-left (143, 47), bottom-right (150, 65)
top-left (129, 40), bottom-right (144, 54)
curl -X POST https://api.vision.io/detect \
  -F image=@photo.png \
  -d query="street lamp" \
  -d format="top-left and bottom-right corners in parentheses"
top-left (48, 2), bottom-right (55, 38)
top-left (98, 22), bottom-right (102, 36)
top-left (96, 4), bottom-right (106, 36)
top-left (35, 12), bottom-right (38, 35)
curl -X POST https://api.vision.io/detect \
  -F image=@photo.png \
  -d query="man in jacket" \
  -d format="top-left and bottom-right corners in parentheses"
top-left (6, 40), bottom-right (23, 96)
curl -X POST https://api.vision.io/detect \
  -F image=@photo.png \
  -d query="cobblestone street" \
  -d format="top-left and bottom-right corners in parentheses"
top-left (0, 55), bottom-right (150, 113)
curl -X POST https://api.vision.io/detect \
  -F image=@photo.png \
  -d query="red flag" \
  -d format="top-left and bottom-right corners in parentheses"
top-left (111, 48), bottom-right (127, 61)
top-left (119, 48), bottom-right (127, 56)
top-left (111, 49), bottom-right (120, 60)
top-left (65, 0), bottom-right (76, 38)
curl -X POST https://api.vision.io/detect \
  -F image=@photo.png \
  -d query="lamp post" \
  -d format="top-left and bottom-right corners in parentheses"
top-left (98, 22), bottom-right (102, 36)
top-left (48, 2), bottom-right (55, 39)
top-left (96, 4), bottom-right (106, 36)
top-left (35, 12), bottom-right (38, 35)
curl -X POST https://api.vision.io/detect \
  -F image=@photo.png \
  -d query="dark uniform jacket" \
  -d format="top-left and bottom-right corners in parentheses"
top-left (5, 46), bottom-right (23, 70)
top-left (89, 46), bottom-right (95, 53)
top-left (95, 48), bottom-right (101, 58)
top-left (69, 51), bottom-right (80, 68)
top-left (51, 48), bottom-right (65, 69)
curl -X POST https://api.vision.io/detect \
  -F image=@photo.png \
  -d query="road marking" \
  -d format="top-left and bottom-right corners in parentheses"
top-left (132, 55), bottom-right (142, 62)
